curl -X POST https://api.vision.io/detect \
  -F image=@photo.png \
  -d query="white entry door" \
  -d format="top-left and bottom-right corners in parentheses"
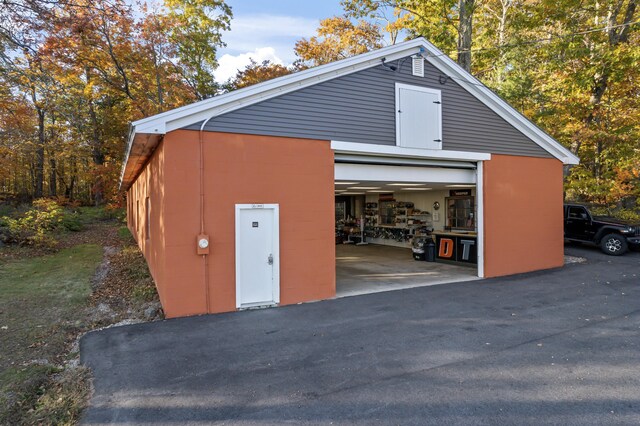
top-left (235, 204), bottom-right (280, 308)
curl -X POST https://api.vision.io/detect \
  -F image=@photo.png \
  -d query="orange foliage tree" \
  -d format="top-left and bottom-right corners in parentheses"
top-left (0, 0), bottom-right (232, 205)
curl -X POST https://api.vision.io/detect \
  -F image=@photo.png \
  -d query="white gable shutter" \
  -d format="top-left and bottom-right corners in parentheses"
top-left (396, 84), bottom-right (442, 150)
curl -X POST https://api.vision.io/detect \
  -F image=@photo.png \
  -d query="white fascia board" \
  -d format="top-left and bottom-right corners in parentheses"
top-left (419, 40), bottom-right (579, 165)
top-left (331, 140), bottom-right (491, 162)
top-left (135, 120), bottom-right (166, 135)
top-left (119, 124), bottom-right (137, 188)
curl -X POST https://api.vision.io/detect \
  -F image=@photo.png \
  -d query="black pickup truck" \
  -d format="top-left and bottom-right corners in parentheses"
top-left (564, 204), bottom-right (640, 255)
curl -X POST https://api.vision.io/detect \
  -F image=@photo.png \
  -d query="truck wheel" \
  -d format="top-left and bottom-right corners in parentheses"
top-left (600, 234), bottom-right (628, 256)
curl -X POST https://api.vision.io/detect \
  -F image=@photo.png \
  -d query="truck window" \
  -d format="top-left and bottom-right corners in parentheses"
top-left (568, 206), bottom-right (588, 220)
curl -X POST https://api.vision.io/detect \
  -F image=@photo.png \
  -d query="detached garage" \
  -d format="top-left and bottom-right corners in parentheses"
top-left (121, 38), bottom-right (579, 318)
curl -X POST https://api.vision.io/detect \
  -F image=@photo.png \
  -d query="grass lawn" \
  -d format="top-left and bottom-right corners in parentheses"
top-left (0, 244), bottom-right (103, 424)
top-left (0, 203), bottom-right (160, 424)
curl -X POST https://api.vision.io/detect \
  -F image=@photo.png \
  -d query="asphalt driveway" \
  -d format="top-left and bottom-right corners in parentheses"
top-left (81, 246), bottom-right (640, 425)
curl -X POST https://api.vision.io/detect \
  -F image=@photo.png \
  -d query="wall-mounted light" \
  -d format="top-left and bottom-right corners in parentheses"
top-left (381, 57), bottom-right (397, 71)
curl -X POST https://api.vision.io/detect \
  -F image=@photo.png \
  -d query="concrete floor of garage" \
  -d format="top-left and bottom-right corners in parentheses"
top-left (336, 243), bottom-right (479, 297)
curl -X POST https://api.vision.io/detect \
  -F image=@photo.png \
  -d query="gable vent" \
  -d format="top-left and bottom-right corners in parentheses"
top-left (412, 56), bottom-right (424, 77)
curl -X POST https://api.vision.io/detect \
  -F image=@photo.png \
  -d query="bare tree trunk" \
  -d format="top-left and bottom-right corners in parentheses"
top-left (152, 44), bottom-right (165, 112)
top-left (49, 157), bottom-right (57, 197)
top-left (34, 107), bottom-right (45, 198)
top-left (457, 0), bottom-right (475, 72)
top-left (494, 0), bottom-right (511, 87)
top-left (85, 68), bottom-right (106, 205)
top-left (64, 157), bottom-right (77, 202)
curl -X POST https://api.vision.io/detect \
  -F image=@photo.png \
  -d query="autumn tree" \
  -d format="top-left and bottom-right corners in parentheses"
top-left (341, 0), bottom-right (478, 71)
top-left (341, 0), bottom-right (410, 44)
top-left (525, 0), bottom-right (639, 206)
top-left (0, 0), bottom-right (233, 205)
top-left (0, 0), bottom-right (55, 198)
top-left (224, 59), bottom-right (295, 91)
top-left (325, 0), bottom-right (640, 212)
top-left (295, 16), bottom-right (384, 66)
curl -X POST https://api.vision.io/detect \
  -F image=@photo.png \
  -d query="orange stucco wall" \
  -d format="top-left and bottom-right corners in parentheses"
top-left (127, 133), bottom-right (564, 317)
top-left (128, 130), bottom-right (336, 318)
top-left (483, 154), bottom-right (564, 277)
top-left (126, 140), bottom-right (168, 308)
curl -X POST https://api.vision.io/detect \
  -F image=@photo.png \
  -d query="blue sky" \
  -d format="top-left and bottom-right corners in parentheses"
top-left (215, 0), bottom-right (344, 82)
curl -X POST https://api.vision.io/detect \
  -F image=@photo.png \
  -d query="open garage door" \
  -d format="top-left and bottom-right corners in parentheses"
top-left (334, 156), bottom-right (484, 297)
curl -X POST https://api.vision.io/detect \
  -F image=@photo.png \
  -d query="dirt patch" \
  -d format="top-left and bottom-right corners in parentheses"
top-left (89, 242), bottom-right (163, 325)
top-left (59, 222), bottom-right (121, 251)
top-left (91, 246), bottom-right (119, 290)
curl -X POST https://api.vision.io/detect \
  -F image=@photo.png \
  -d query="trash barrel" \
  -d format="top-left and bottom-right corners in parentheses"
top-left (412, 237), bottom-right (427, 261)
top-left (425, 238), bottom-right (436, 262)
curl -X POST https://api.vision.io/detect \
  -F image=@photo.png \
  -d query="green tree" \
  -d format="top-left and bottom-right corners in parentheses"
top-left (163, 0), bottom-right (233, 99)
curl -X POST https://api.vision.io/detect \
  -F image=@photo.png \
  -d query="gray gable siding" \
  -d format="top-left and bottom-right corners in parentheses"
top-left (186, 57), bottom-right (552, 158)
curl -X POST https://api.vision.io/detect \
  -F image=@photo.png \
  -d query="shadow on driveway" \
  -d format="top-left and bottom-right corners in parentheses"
top-left (81, 246), bottom-right (640, 425)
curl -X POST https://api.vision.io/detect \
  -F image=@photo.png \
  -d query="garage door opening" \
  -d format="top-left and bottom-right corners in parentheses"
top-left (335, 178), bottom-right (481, 297)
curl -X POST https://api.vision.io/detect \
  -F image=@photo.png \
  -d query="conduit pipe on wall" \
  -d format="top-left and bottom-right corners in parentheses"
top-left (198, 117), bottom-right (214, 314)
top-left (197, 107), bottom-right (236, 314)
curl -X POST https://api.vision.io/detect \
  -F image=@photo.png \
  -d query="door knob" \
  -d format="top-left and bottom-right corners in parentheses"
top-left (268, 254), bottom-right (273, 265)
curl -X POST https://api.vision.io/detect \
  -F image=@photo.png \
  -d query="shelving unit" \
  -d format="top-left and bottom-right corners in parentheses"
top-left (364, 202), bottom-right (378, 226)
top-left (362, 202), bottom-right (433, 248)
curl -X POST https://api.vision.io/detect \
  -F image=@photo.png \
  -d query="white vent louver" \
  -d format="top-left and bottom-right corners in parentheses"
top-left (412, 56), bottom-right (425, 77)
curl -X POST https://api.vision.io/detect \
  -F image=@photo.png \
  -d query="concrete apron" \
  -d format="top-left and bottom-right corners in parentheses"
top-left (336, 244), bottom-right (479, 298)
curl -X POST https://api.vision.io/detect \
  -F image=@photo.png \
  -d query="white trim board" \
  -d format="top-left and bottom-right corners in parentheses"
top-left (335, 163), bottom-right (476, 184)
top-left (476, 161), bottom-right (485, 278)
top-left (331, 141), bottom-right (491, 162)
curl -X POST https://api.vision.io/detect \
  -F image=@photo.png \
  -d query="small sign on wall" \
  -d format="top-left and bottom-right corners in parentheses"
top-left (449, 189), bottom-right (471, 196)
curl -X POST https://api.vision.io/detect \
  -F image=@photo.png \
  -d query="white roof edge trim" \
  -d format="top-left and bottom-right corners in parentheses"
top-left (418, 39), bottom-right (579, 165)
top-left (139, 46), bottom-right (424, 135)
top-left (331, 140), bottom-right (491, 162)
top-left (124, 37), bottom-right (579, 186)
top-left (130, 38), bottom-right (426, 130)
top-left (119, 124), bottom-right (136, 188)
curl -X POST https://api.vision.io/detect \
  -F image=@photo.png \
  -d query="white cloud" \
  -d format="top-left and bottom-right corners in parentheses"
top-left (215, 13), bottom-right (320, 83)
top-left (215, 47), bottom-right (284, 83)
top-left (219, 14), bottom-right (319, 63)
